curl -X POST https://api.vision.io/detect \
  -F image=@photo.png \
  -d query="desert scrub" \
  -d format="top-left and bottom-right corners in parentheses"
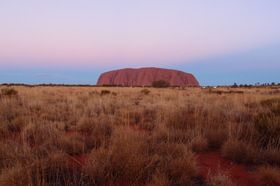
top-left (7, 116), bottom-right (29, 132)
top-left (141, 88), bottom-right (151, 95)
top-left (254, 112), bottom-right (280, 148)
top-left (85, 148), bottom-right (110, 184)
top-left (256, 98), bottom-right (280, 148)
top-left (191, 136), bottom-right (209, 153)
top-left (151, 143), bottom-right (199, 185)
top-left (58, 134), bottom-right (87, 155)
top-left (261, 98), bottom-right (280, 115)
top-left (1, 88), bottom-right (18, 98)
top-left (152, 80), bottom-right (170, 88)
top-left (148, 171), bottom-right (170, 186)
top-left (254, 166), bottom-right (280, 186)
top-left (221, 139), bottom-right (257, 164)
top-left (108, 129), bottom-right (154, 183)
top-left (22, 122), bottom-right (61, 147)
top-left (163, 108), bottom-right (195, 131)
top-left (0, 151), bottom-right (83, 186)
top-left (0, 140), bottom-right (35, 179)
top-left (100, 89), bottom-right (110, 95)
top-left (0, 125), bottom-right (9, 138)
top-left (76, 116), bottom-right (113, 149)
top-left (86, 129), bottom-right (155, 184)
top-left (205, 128), bottom-right (228, 148)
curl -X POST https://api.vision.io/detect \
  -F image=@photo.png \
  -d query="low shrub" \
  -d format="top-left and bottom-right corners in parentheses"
top-left (0, 165), bottom-right (29, 186)
top-left (152, 80), bottom-right (170, 88)
top-left (100, 90), bottom-right (110, 95)
top-left (205, 128), bottom-right (228, 149)
top-left (191, 136), bottom-right (209, 153)
top-left (86, 130), bottom-right (154, 184)
top-left (254, 166), bottom-right (280, 186)
top-left (164, 109), bottom-right (194, 131)
top-left (141, 89), bottom-right (151, 95)
top-left (148, 172), bottom-right (170, 186)
top-left (0, 125), bottom-right (9, 138)
top-left (108, 130), bottom-right (153, 183)
top-left (222, 139), bottom-right (257, 164)
top-left (59, 134), bottom-right (86, 155)
top-left (1, 88), bottom-right (18, 97)
top-left (0, 140), bottom-right (34, 176)
top-left (22, 122), bottom-right (60, 147)
top-left (152, 143), bottom-right (199, 185)
top-left (85, 148), bottom-right (110, 184)
top-left (254, 112), bottom-right (280, 148)
top-left (261, 148), bottom-right (280, 165)
top-left (261, 98), bottom-right (280, 115)
top-left (8, 116), bottom-right (28, 132)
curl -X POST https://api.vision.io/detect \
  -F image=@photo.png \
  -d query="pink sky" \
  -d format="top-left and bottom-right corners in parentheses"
top-left (1, 1), bottom-right (280, 69)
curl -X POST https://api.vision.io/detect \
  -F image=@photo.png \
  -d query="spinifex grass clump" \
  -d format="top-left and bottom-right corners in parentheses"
top-left (141, 88), bottom-right (151, 95)
top-left (261, 98), bottom-right (280, 115)
top-left (254, 166), bottom-right (280, 186)
top-left (1, 88), bottom-right (18, 98)
top-left (85, 129), bottom-right (199, 185)
top-left (255, 98), bottom-right (280, 148)
top-left (100, 89), bottom-right (111, 95)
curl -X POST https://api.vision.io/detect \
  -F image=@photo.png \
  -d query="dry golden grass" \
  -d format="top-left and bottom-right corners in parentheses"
top-left (254, 166), bottom-right (280, 186)
top-left (0, 85), bottom-right (279, 185)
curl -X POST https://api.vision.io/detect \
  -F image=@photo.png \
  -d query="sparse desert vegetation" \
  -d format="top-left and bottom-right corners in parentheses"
top-left (0, 85), bottom-right (279, 185)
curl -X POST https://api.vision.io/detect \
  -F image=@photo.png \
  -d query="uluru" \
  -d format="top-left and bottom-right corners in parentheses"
top-left (97, 67), bottom-right (199, 87)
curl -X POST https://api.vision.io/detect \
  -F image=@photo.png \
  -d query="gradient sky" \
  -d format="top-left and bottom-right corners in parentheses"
top-left (1, 1), bottom-right (280, 86)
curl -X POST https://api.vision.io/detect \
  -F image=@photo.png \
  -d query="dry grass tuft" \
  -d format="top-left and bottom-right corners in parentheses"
top-left (191, 136), bottom-right (209, 153)
top-left (205, 128), bottom-right (228, 149)
top-left (254, 166), bottom-right (280, 186)
top-left (1, 88), bottom-right (18, 98)
top-left (222, 139), bottom-right (256, 164)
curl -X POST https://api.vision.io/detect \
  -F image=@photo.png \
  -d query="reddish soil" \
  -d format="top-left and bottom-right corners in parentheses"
top-left (68, 153), bottom-right (89, 171)
top-left (196, 151), bottom-right (257, 186)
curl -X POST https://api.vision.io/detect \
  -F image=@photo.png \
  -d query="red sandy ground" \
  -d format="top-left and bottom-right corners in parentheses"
top-left (196, 151), bottom-right (257, 186)
top-left (68, 153), bottom-right (89, 171)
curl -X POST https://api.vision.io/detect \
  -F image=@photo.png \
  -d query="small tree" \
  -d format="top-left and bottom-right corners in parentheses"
top-left (152, 80), bottom-right (170, 88)
top-left (231, 83), bottom-right (238, 88)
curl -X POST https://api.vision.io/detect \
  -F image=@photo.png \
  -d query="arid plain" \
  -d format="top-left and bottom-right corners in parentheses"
top-left (0, 85), bottom-right (279, 185)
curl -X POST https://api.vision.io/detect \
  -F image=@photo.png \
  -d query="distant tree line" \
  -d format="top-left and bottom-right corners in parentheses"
top-left (231, 82), bottom-right (280, 88)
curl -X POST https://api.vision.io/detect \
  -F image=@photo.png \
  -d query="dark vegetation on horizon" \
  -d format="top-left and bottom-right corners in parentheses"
top-left (1, 81), bottom-right (280, 88)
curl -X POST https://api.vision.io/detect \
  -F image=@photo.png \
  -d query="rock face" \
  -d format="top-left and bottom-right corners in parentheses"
top-left (97, 67), bottom-right (199, 87)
